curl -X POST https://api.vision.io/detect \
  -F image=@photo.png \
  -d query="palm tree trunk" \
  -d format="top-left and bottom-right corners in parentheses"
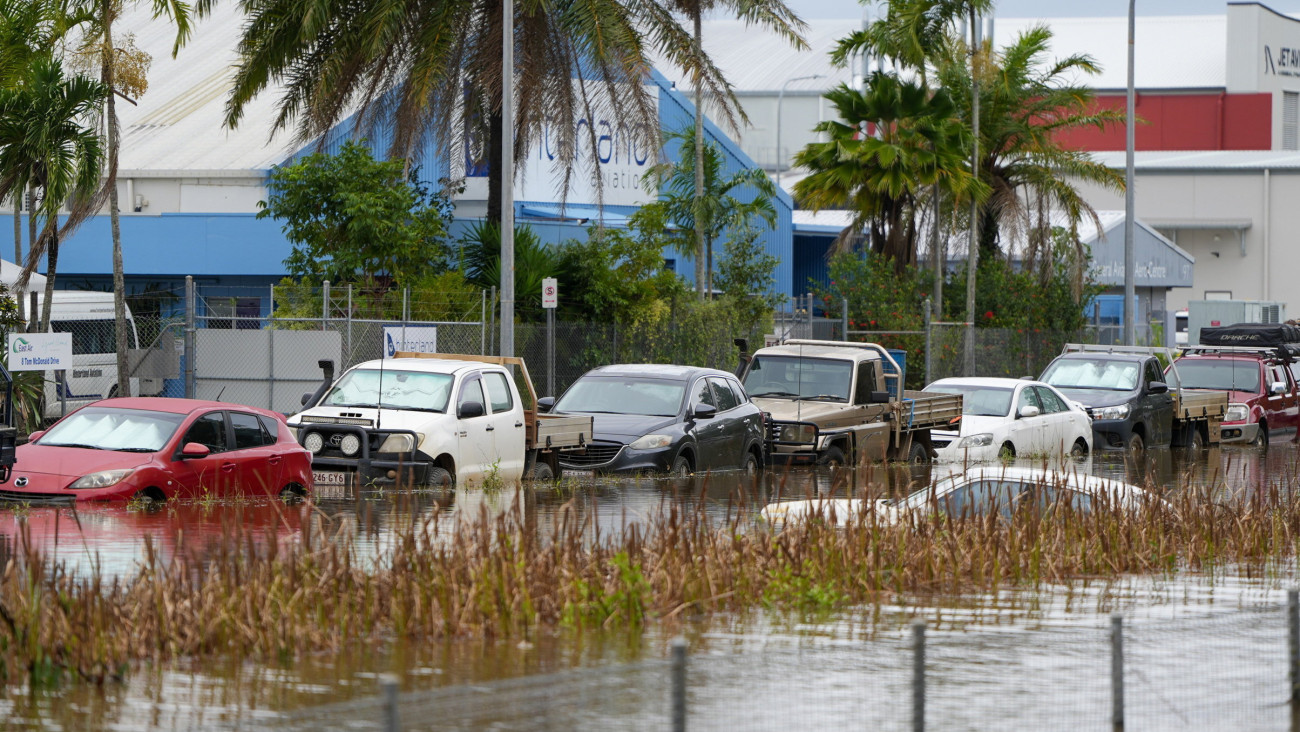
top-left (40, 223), bottom-right (56, 333)
top-left (103, 0), bottom-right (130, 397)
top-left (692, 12), bottom-right (706, 300)
top-left (12, 196), bottom-right (21, 323)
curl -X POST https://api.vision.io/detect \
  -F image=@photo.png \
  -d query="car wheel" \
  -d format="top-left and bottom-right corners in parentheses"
top-left (279, 484), bottom-right (305, 502)
top-left (670, 454), bottom-right (692, 477)
top-left (1185, 427), bottom-right (1205, 452)
top-left (1070, 439), bottom-right (1089, 458)
top-left (1248, 423), bottom-right (1268, 447)
top-left (132, 487), bottom-right (165, 504)
top-left (906, 440), bottom-right (929, 464)
top-left (1127, 432), bottom-right (1144, 455)
top-left (742, 452), bottom-right (760, 475)
top-left (425, 467), bottom-right (454, 487)
top-left (818, 445), bottom-right (847, 468)
top-left (527, 460), bottom-right (555, 482)
top-left (999, 443), bottom-right (1016, 460)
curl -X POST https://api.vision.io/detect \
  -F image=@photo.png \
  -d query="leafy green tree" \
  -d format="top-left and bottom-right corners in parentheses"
top-left (259, 140), bottom-right (455, 286)
top-left (0, 57), bottom-right (107, 330)
top-left (715, 222), bottom-right (781, 328)
top-left (793, 74), bottom-right (978, 269)
top-left (555, 206), bottom-right (684, 324)
top-left (645, 127), bottom-right (777, 297)
top-left (456, 221), bottom-right (559, 323)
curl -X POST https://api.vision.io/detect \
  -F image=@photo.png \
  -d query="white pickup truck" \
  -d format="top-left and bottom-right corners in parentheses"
top-left (287, 353), bottom-right (591, 491)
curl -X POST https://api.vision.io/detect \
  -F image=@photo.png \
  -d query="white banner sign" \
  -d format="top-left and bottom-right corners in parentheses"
top-left (383, 326), bottom-right (437, 357)
top-left (8, 333), bottom-right (72, 371)
top-left (542, 278), bottom-right (558, 309)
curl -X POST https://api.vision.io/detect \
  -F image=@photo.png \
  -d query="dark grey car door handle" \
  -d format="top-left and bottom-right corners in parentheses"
top-left (485, 425), bottom-right (495, 431)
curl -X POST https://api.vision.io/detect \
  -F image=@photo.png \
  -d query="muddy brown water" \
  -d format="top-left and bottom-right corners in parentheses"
top-left (5, 442), bottom-right (1300, 729)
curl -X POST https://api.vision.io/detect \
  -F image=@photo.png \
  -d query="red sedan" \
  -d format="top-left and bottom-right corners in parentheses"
top-left (0, 398), bottom-right (314, 503)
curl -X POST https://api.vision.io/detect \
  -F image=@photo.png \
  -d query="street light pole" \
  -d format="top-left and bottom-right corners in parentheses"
top-left (1123, 0), bottom-right (1137, 346)
top-left (500, 0), bottom-right (515, 357)
top-left (776, 74), bottom-right (823, 184)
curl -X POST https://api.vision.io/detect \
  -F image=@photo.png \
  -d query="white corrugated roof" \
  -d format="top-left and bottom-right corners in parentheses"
top-left (108, 3), bottom-right (300, 173)
top-left (661, 15), bottom-right (1228, 93)
top-left (1092, 150), bottom-right (1300, 169)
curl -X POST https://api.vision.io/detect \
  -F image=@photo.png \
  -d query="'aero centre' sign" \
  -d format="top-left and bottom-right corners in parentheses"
top-left (8, 333), bottom-right (72, 371)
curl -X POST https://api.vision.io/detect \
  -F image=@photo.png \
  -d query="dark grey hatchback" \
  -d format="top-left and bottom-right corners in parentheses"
top-left (539, 364), bottom-right (765, 475)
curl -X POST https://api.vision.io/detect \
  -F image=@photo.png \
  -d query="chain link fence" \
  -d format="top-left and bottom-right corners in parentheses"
top-left (268, 598), bottom-right (1300, 731)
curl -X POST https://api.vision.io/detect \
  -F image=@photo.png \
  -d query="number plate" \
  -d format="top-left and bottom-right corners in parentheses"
top-left (562, 469), bottom-right (594, 478)
top-left (312, 471), bottom-right (353, 500)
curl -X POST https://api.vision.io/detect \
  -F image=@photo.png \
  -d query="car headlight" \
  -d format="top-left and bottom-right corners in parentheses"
top-left (69, 469), bottom-right (134, 490)
top-left (339, 433), bottom-right (362, 456)
top-left (957, 433), bottom-right (994, 448)
top-left (630, 434), bottom-right (673, 450)
top-left (1092, 404), bottom-right (1131, 421)
top-left (1225, 403), bottom-right (1249, 422)
top-left (778, 424), bottom-right (817, 444)
top-left (378, 433), bottom-right (417, 453)
top-left (302, 431), bottom-right (324, 454)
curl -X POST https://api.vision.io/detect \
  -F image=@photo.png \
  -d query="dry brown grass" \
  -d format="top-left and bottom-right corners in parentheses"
top-left (2, 472), bottom-right (1299, 686)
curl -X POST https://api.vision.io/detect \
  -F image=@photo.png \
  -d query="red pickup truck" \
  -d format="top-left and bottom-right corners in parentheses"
top-left (1167, 323), bottom-right (1300, 446)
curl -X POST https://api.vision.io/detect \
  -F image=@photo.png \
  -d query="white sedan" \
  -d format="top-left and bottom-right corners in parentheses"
top-left (760, 466), bottom-right (1159, 527)
top-left (924, 377), bottom-right (1092, 462)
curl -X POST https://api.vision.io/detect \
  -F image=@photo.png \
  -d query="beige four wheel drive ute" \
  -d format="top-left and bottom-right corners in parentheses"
top-left (738, 340), bottom-right (962, 466)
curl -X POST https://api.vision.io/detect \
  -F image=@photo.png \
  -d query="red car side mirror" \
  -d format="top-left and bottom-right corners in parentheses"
top-left (180, 442), bottom-right (211, 459)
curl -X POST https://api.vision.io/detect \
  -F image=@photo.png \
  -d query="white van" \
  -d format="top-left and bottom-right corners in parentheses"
top-left (26, 291), bottom-right (146, 418)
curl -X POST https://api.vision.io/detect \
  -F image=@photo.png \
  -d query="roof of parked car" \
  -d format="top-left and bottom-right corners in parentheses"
top-left (928, 377), bottom-right (1045, 389)
top-left (583, 364), bottom-right (734, 380)
top-left (89, 397), bottom-right (281, 417)
top-left (350, 357), bottom-right (500, 375)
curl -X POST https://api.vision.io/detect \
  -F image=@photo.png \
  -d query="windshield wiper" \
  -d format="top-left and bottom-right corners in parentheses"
top-left (42, 442), bottom-right (104, 450)
top-left (382, 405), bottom-right (444, 413)
top-left (114, 447), bottom-right (157, 453)
top-left (326, 402), bottom-right (375, 408)
top-left (798, 395), bottom-right (847, 402)
top-left (751, 390), bottom-right (799, 398)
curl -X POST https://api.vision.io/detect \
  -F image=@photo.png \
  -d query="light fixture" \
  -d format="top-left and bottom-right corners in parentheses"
top-left (303, 432), bottom-right (324, 453)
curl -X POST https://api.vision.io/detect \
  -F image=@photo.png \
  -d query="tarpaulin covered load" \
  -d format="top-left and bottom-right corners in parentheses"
top-left (1198, 323), bottom-right (1300, 347)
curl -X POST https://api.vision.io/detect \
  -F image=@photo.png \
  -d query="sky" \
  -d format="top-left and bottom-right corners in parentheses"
top-left (794, 0), bottom-right (1300, 19)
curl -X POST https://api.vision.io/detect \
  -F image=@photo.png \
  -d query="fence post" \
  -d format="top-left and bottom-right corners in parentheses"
top-left (1289, 590), bottom-right (1299, 713)
top-left (347, 284), bottom-right (353, 363)
top-left (841, 297), bottom-right (849, 340)
top-left (380, 674), bottom-right (400, 732)
top-left (184, 276), bottom-right (195, 399)
top-left (912, 620), bottom-right (925, 732)
top-left (671, 637), bottom-right (687, 732)
top-left (546, 307), bottom-right (555, 397)
top-left (322, 280), bottom-right (330, 332)
top-left (1111, 613), bottom-right (1124, 731)
top-left (481, 289), bottom-right (487, 355)
top-left (489, 286), bottom-right (497, 356)
top-left (268, 325), bottom-right (276, 411)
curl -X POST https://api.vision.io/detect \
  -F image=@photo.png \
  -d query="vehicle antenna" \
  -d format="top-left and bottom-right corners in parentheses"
top-left (215, 385), bottom-right (226, 402)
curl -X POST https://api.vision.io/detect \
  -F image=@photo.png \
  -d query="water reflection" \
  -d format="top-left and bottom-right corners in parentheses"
top-left (2, 441), bottom-right (1299, 728)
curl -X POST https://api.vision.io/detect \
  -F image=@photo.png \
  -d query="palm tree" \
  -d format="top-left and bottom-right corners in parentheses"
top-left (72, 0), bottom-right (204, 396)
top-left (0, 56), bottom-right (107, 331)
top-left (792, 74), bottom-right (979, 270)
top-left (661, 0), bottom-right (806, 299)
top-left (647, 127), bottom-right (776, 296)
top-left (933, 25), bottom-right (1124, 271)
top-left (225, 0), bottom-right (732, 227)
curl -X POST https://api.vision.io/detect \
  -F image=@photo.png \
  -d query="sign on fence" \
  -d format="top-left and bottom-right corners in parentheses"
top-left (383, 326), bottom-right (438, 356)
top-left (542, 278), bottom-right (558, 309)
top-left (8, 333), bottom-right (71, 370)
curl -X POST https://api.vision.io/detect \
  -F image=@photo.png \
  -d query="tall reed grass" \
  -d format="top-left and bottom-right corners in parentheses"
top-left (1, 467), bottom-right (1299, 686)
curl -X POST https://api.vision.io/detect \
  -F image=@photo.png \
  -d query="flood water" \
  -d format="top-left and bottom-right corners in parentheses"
top-left (5, 441), bottom-right (1300, 730)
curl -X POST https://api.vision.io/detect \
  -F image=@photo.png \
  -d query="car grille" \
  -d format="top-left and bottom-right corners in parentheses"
top-left (0, 490), bottom-right (73, 504)
top-left (931, 439), bottom-right (952, 449)
top-left (560, 441), bottom-right (624, 467)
